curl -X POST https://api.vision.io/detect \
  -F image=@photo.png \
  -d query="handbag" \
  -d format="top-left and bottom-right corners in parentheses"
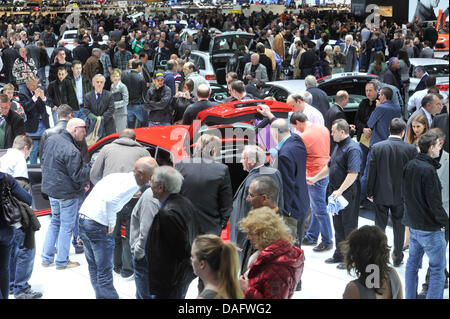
top-left (112, 91), bottom-right (123, 102)
top-left (85, 116), bottom-right (102, 147)
top-left (1, 175), bottom-right (22, 227)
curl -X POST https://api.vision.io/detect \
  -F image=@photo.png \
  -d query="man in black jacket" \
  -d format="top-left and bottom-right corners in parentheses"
top-left (403, 131), bottom-right (448, 299)
top-left (145, 72), bottom-right (173, 126)
top-left (367, 118), bottom-right (418, 267)
top-left (298, 42), bottom-right (318, 79)
top-left (41, 118), bottom-right (91, 270)
top-left (48, 49), bottom-right (72, 83)
top-left (72, 38), bottom-right (90, 66)
top-left (175, 134), bottom-right (233, 236)
top-left (146, 166), bottom-right (199, 299)
top-left (305, 75), bottom-right (330, 118)
top-left (182, 84), bottom-right (218, 125)
top-left (0, 93), bottom-right (26, 150)
top-left (0, 39), bottom-right (20, 85)
top-left (121, 60), bottom-right (147, 128)
top-left (256, 43), bottom-right (273, 83)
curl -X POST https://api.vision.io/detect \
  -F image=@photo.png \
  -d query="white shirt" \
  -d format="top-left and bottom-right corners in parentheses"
top-left (407, 88), bottom-right (428, 112)
top-left (303, 103), bottom-right (325, 126)
top-left (79, 172), bottom-right (139, 227)
top-left (74, 74), bottom-right (84, 106)
top-left (0, 148), bottom-right (28, 179)
top-left (421, 107), bottom-right (433, 128)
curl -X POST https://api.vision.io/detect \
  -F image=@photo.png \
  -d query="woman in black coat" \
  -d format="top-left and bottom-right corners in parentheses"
top-left (36, 41), bottom-right (49, 86)
top-left (171, 79), bottom-right (195, 123)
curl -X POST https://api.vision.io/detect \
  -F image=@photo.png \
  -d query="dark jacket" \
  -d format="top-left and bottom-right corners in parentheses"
top-left (367, 101), bottom-right (402, 147)
top-left (83, 90), bottom-right (116, 136)
top-left (72, 44), bottom-right (90, 65)
top-left (0, 46), bottom-right (20, 84)
top-left (383, 67), bottom-right (402, 90)
top-left (48, 61), bottom-right (73, 83)
top-left (259, 53), bottom-right (273, 81)
top-left (354, 98), bottom-right (377, 141)
top-left (145, 85), bottom-right (173, 123)
top-left (38, 48), bottom-right (50, 69)
top-left (18, 85), bottom-right (50, 134)
top-left (176, 158), bottom-right (233, 236)
top-left (83, 56), bottom-right (103, 82)
top-left (39, 120), bottom-right (89, 163)
top-left (182, 100), bottom-right (218, 125)
top-left (172, 96), bottom-right (195, 123)
top-left (307, 86), bottom-right (330, 118)
top-left (367, 137), bottom-right (418, 206)
top-left (432, 114), bottom-right (449, 153)
top-left (121, 70), bottom-right (147, 105)
top-left (41, 130), bottom-right (91, 200)
top-left (2, 109), bottom-right (26, 149)
top-left (47, 79), bottom-right (63, 108)
top-left (49, 46), bottom-right (73, 64)
top-left (325, 103), bottom-right (347, 154)
top-left (230, 165), bottom-right (284, 253)
top-left (402, 153), bottom-right (448, 231)
top-left (245, 239), bottom-right (304, 299)
top-left (277, 134), bottom-right (309, 220)
top-left (298, 49), bottom-right (318, 79)
top-left (0, 172), bottom-right (32, 228)
top-left (60, 75), bottom-right (93, 111)
top-left (146, 193), bottom-right (199, 297)
top-left (414, 74), bottom-right (428, 93)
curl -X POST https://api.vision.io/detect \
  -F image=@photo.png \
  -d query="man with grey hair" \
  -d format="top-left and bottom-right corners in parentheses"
top-left (83, 74), bottom-right (116, 136)
top-left (12, 46), bottom-right (37, 87)
top-left (83, 48), bottom-right (103, 82)
top-left (146, 166), bottom-right (200, 299)
top-left (305, 75), bottom-right (330, 117)
top-left (270, 118), bottom-right (309, 254)
top-left (289, 92), bottom-right (324, 126)
top-left (340, 34), bottom-right (357, 72)
top-left (243, 53), bottom-right (268, 84)
top-left (230, 144), bottom-right (284, 260)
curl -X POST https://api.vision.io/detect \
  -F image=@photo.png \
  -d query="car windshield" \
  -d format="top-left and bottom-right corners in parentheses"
top-left (212, 35), bottom-right (252, 53)
top-left (327, 94), bottom-right (367, 109)
top-left (64, 33), bottom-right (78, 39)
top-left (423, 64), bottom-right (449, 78)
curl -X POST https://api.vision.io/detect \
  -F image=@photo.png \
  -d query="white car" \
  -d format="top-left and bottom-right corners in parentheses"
top-left (190, 51), bottom-right (218, 84)
top-left (409, 58), bottom-right (449, 96)
top-left (61, 29), bottom-right (93, 51)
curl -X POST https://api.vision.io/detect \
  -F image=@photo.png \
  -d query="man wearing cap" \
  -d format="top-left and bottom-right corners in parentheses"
top-left (145, 72), bottom-right (173, 127)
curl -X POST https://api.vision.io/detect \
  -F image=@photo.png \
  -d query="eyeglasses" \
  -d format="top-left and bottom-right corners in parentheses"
top-left (76, 126), bottom-right (87, 130)
top-left (247, 192), bottom-right (264, 199)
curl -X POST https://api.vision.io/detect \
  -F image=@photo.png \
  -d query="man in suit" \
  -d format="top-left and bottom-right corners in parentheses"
top-left (383, 57), bottom-right (402, 91)
top-left (413, 65), bottom-right (429, 93)
top-left (367, 118), bottom-right (418, 267)
top-left (270, 119), bottom-right (309, 249)
top-left (0, 39), bottom-right (20, 85)
top-left (340, 34), bottom-right (357, 72)
top-left (175, 134), bottom-right (233, 237)
top-left (325, 90), bottom-right (356, 154)
top-left (182, 84), bottom-right (218, 125)
top-left (230, 144), bottom-right (283, 260)
top-left (419, 40), bottom-right (435, 58)
top-left (405, 93), bottom-right (444, 142)
top-left (18, 73), bottom-right (51, 164)
top-left (0, 93), bottom-right (26, 150)
top-left (83, 74), bottom-right (115, 136)
top-left (61, 60), bottom-right (93, 120)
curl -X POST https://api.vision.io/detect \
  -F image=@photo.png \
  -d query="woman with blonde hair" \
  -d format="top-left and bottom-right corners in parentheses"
top-left (239, 207), bottom-right (304, 299)
top-left (332, 45), bottom-right (346, 74)
top-left (191, 234), bottom-right (243, 299)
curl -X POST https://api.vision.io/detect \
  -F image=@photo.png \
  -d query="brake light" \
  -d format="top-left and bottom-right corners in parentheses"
top-left (64, 42), bottom-right (69, 46)
top-left (436, 84), bottom-right (449, 91)
top-left (205, 74), bottom-right (216, 81)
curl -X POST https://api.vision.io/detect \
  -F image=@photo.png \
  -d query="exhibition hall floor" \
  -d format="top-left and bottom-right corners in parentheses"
top-left (18, 213), bottom-right (449, 299)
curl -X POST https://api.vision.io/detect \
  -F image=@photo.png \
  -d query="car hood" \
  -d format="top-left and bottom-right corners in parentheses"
top-left (318, 73), bottom-right (379, 96)
top-left (209, 32), bottom-right (254, 56)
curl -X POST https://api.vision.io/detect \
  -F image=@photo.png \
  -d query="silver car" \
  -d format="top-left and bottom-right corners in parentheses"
top-left (409, 58), bottom-right (449, 96)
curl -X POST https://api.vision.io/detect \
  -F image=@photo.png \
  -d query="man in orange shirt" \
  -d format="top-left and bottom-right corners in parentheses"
top-left (290, 112), bottom-right (333, 252)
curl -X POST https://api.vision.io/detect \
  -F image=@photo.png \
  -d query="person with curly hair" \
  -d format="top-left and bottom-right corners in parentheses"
top-left (191, 234), bottom-right (243, 299)
top-left (341, 225), bottom-right (403, 299)
top-left (239, 207), bottom-right (304, 299)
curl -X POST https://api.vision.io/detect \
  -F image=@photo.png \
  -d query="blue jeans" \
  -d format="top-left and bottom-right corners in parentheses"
top-left (72, 195), bottom-right (85, 248)
top-left (27, 121), bottom-right (47, 165)
top-left (79, 218), bottom-right (118, 299)
top-left (304, 176), bottom-right (333, 246)
top-left (127, 104), bottom-right (147, 128)
top-left (359, 148), bottom-right (371, 204)
top-left (0, 226), bottom-right (14, 299)
top-left (405, 229), bottom-right (447, 299)
top-left (132, 256), bottom-right (153, 299)
top-left (37, 67), bottom-right (46, 85)
top-left (41, 197), bottom-right (79, 267)
top-left (9, 228), bottom-right (35, 295)
top-left (72, 108), bottom-right (87, 122)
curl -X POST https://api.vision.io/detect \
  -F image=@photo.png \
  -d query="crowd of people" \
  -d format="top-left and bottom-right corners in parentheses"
top-left (0, 4), bottom-right (449, 300)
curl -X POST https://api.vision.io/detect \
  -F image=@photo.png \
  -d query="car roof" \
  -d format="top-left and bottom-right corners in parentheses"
top-left (190, 50), bottom-right (210, 57)
top-left (410, 58), bottom-right (449, 66)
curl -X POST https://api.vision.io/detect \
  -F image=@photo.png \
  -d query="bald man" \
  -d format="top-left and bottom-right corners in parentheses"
top-left (182, 83), bottom-right (218, 125)
top-left (41, 118), bottom-right (92, 270)
top-left (79, 156), bottom-right (156, 299)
